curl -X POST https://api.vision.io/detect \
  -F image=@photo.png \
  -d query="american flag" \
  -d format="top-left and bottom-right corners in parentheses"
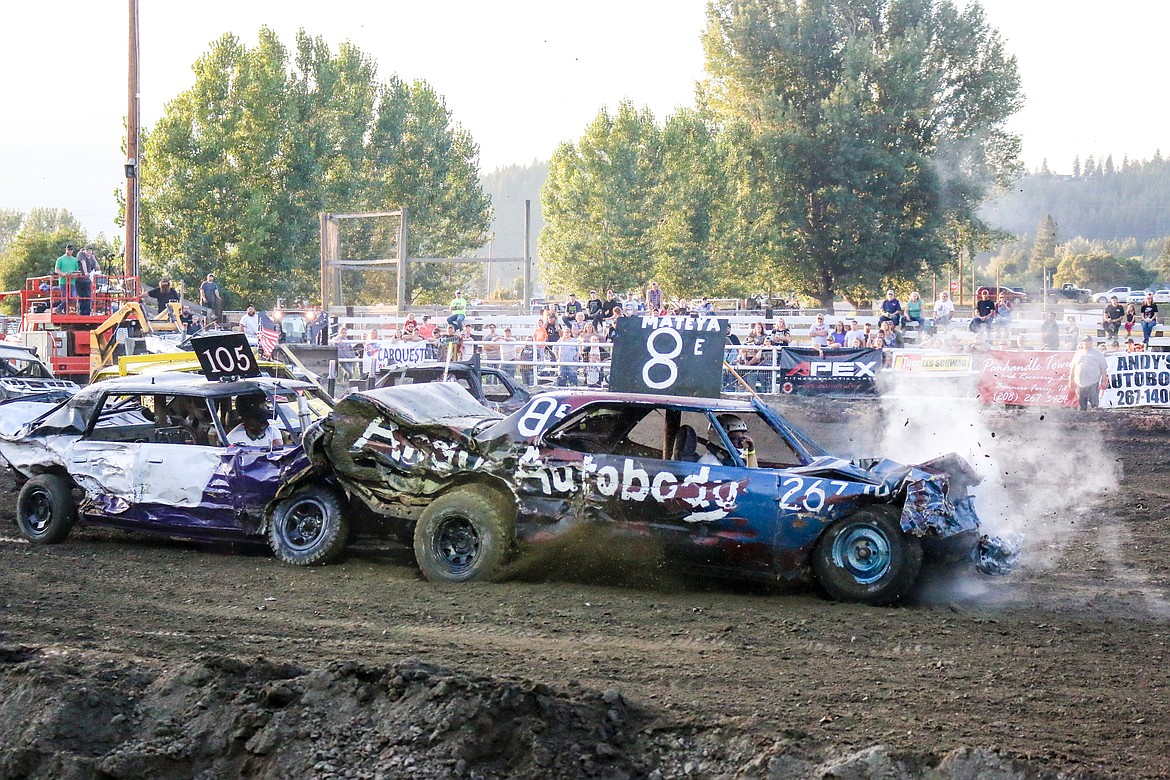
top-left (257, 311), bottom-right (281, 358)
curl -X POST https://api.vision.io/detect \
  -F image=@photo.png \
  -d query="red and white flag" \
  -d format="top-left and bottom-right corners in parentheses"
top-left (257, 311), bottom-right (281, 358)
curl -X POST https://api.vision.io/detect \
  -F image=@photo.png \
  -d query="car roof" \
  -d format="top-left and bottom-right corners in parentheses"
top-left (0, 343), bottom-right (44, 360)
top-left (78, 373), bottom-right (315, 398)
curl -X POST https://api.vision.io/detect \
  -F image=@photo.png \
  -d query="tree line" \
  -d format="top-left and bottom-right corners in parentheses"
top-left (4, 1), bottom-right (1033, 312)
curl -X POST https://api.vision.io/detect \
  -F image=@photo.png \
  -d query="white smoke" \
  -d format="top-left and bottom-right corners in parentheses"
top-left (875, 395), bottom-right (1120, 573)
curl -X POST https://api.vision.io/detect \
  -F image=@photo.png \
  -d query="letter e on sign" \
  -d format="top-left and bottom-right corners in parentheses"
top-left (609, 317), bottom-right (726, 398)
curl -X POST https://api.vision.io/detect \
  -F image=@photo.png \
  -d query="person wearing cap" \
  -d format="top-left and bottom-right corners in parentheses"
top-left (199, 273), bottom-right (223, 325)
top-left (226, 395), bottom-right (282, 447)
top-left (563, 292), bottom-right (583, 327)
top-left (447, 290), bottom-right (468, 327)
top-left (143, 276), bottom-right (181, 311)
top-left (53, 244), bottom-right (80, 312)
top-left (75, 245), bottom-right (99, 315)
top-left (237, 304), bottom-right (261, 339)
top-left (808, 313), bottom-right (830, 348)
top-left (1068, 335), bottom-right (1108, 410)
top-left (878, 290), bottom-right (904, 328)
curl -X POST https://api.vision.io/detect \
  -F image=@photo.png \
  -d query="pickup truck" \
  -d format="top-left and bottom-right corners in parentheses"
top-left (1046, 283), bottom-right (1092, 304)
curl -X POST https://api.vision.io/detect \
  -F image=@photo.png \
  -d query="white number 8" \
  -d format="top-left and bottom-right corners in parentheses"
top-left (643, 328), bottom-right (683, 390)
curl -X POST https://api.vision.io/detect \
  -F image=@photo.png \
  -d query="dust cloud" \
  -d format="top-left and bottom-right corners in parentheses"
top-left (876, 396), bottom-right (1120, 571)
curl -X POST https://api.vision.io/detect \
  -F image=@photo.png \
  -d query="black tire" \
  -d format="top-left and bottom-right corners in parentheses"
top-left (16, 474), bottom-right (77, 545)
top-left (414, 486), bottom-right (514, 583)
top-left (812, 506), bottom-right (923, 605)
top-left (268, 485), bottom-right (348, 565)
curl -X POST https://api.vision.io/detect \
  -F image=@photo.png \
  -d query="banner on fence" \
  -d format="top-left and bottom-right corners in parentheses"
top-left (976, 349), bottom-right (1075, 407)
top-left (361, 341), bottom-right (432, 375)
top-left (888, 350), bottom-right (973, 373)
top-left (777, 347), bottom-right (880, 396)
top-left (609, 316), bottom-right (726, 397)
top-left (1102, 352), bottom-right (1170, 408)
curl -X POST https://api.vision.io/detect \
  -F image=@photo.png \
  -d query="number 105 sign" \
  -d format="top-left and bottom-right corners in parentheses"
top-left (191, 333), bottom-right (262, 380)
top-left (609, 317), bottom-right (727, 398)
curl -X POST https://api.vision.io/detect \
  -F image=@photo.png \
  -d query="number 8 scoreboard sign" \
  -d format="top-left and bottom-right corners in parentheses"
top-left (609, 316), bottom-right (727, 398)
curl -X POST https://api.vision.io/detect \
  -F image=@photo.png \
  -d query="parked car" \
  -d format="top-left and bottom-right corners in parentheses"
top-left (308, 383), bottom-right (1016, 604)
top-left (0, 373), bottom-right (347, 566)
top-left (1126, 289), bottom-right (1170, 305)
top-left (0, 343), bottom-right (78, 402)
top-left (1095, 287), bottom-right (1133, 304)
top-left (976, 286), bottom-right (1028, 304)
top-left (1045, 283), bottom-right (1092, 304)
top-left (373, 361), bottom-right (533, 414)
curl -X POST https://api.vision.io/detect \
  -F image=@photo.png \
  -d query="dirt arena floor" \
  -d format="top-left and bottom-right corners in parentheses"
top-left (0, 399), bottom-right (1167, 779)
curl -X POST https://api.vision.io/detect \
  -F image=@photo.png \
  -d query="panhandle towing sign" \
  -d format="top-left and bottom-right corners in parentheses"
top-left (778, 347), bottom-right (880, 396)
top-left (609, 316), bottom-right (726, 398)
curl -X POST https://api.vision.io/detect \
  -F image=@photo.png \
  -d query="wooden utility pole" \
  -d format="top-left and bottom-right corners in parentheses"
top-left (523, 199), bottom-right (531, 307)
top-left (125, 0), bottom-right (140, 278)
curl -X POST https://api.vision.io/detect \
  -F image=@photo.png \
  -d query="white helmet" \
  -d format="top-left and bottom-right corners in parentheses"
top-left (717, 414), bottom-right (748, 434)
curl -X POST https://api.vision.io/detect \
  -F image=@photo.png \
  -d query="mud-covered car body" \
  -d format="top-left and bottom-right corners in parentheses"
top-left (309, 383), bottom-right (1011, 603)
top-left (0, 373), bottom-right (349, 565)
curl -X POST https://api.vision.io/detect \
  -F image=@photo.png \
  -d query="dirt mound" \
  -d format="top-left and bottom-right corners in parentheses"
top-left (0, 646), bottom-right (1063, 779)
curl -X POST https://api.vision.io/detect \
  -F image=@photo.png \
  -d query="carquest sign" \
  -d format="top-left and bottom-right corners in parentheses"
top-left (361, 342), bottom-right (432, 375)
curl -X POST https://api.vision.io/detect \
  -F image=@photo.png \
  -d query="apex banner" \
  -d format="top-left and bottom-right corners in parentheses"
top-left (777, 347), bottom-right (880, 396)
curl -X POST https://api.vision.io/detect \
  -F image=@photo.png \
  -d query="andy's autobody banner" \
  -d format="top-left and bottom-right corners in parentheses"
top-left (1103, 351), bottom-right (1170, 408)
top-left (977, 349), bottom-right (1075, 407)
top-left (777, 347), bottom-right (880, 395)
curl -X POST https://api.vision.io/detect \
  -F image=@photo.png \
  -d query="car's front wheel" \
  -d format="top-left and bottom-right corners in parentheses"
top-left (414, 486), bottom-right (514, 583)
top-left (16, 474), bottom-right (77, 545)
top-left (268, 486), bottom-right (348, 565)
top-left (813, 507), bottom-right (922, 605)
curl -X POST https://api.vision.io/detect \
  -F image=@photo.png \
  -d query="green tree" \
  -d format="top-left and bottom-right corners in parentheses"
top-left (0, 209), bottom-right (23, 253)
top-left (139, 28), bottom-right (489, 309)
top-left (539, 101), bottom-right (664, 297)
top-left (699, 0), bottom-right (1023, 307)
top-left (1029, 214), bottom-right (1058, 278)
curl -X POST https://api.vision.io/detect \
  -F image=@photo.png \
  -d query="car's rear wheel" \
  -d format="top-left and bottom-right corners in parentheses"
top-left (414, 486), bottom-right (513, 583)
top-left (16, 474), bottom-right (77, 545)
top-left (268, 486), bottom-right (348, 565)
top-left (813, 506), bottom-right (922, 605)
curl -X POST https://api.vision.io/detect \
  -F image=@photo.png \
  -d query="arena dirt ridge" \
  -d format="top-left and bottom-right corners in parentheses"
top-left (0, 400), bottom-right (1167, 779)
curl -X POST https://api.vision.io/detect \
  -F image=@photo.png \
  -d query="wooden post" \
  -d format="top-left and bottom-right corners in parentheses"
top-left (125, 0), bottom-right (140, 278)
top-left (523, 199), bottom-right (531, 310)
top-left (396, 207), bottom-right (409, 313)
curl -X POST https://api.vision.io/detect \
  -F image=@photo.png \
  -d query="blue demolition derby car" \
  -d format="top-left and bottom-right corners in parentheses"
top-left (309, 383), bottom-right (1015, 604)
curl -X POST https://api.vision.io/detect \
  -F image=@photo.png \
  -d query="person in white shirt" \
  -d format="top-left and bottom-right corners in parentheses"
top-left (934, 292), bottom-right (955, 331)
top-left (808, 314), bottom-right (830, 348)
top-left (843, 320), bottom-right (867, 348)
top-left (226, 396), bottom-right (282, 447)
top-left (237, 304), bottom-right (261, 339)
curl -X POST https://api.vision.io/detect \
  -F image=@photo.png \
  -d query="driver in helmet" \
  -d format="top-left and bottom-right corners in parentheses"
top-left (701, 413), bottom-right (758, 468)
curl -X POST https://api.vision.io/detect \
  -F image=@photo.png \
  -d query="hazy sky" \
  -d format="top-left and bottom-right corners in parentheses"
top-left (2, 0), bottom-right (1166, 239)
